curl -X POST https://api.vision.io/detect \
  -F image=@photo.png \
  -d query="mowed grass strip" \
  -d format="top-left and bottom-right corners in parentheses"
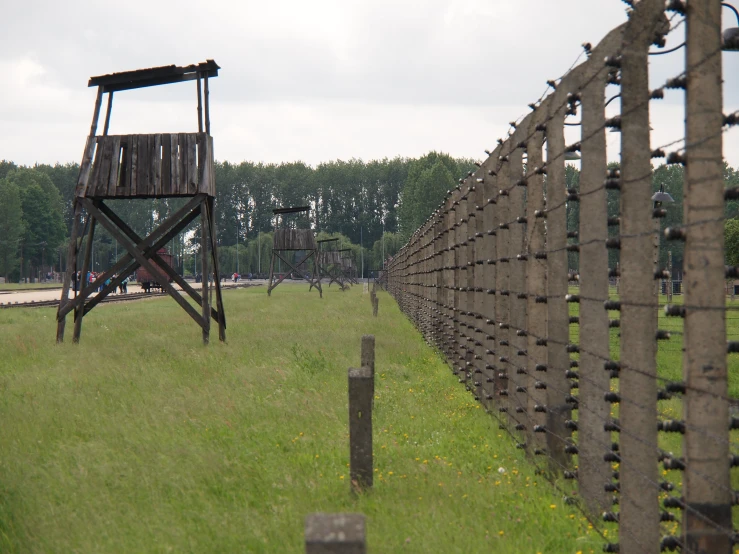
top-left (0, 285), bottom-right (601, 553)
top-left (0, 283), bottom-right (62, 291)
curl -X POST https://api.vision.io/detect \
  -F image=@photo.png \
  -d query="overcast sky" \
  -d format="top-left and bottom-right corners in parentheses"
top-left (2, 0), bottom-right (738, 168)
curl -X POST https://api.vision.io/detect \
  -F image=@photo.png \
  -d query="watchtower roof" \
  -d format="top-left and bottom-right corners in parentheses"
top-left (89, 60), bottom-right (220, 93)
top-left (273, 206), bottom-right (310, 215)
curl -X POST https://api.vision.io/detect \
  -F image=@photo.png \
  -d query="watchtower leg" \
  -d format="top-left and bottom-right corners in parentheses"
top-left (267, 251), bottom-right (276, 296)
top-left (73, 214), bottom-right (96, 343)
top-left (206, 196), bottom-right (226, 342)
top-left (312, 251), bottom-right (322, 298)
top-left (56, 200), bottom-right (83, 343)
top-left (200, 197), bottom-right (210, 344)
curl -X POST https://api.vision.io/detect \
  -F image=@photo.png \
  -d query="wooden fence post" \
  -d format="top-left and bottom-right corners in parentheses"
top-left (361, 335), bottom-right (375, 404)
top-left (348, 367), bottom-right (373, 491)
top-left (305, 513), bottom-right (366, 554)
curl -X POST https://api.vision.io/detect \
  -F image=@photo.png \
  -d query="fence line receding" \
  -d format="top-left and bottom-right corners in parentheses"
top-left (385, 1), bottom-right (739, 552)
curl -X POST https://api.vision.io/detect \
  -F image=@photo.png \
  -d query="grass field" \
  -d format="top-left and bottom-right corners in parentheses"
top-left (0, 283), bottom-right (62, 291)
top-left (567, 285), bottom-right (739, 536)
top-left (0, 284), bottom-right (604, 553)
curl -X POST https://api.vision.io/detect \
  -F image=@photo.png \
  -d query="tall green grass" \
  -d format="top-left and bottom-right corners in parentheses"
top-left (567, 286), bottom-right (739, 536)
top-left (0, 285), bottom-right (602, 553)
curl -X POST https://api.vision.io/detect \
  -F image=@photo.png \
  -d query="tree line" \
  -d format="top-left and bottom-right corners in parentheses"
top-left (0, 152), bottom-right (472, 282)
top-left (2, 152), bottom-right (738, 283)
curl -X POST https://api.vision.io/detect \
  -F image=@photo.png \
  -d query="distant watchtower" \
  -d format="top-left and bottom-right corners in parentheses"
top-left (316, 238), bottom-right (347, 290)
top-left (56, 60), bottom-right (226, 345)
top-left (339, 249), bottom-right (358, 285)
top-left (267, 207), bottom-right (322, 297)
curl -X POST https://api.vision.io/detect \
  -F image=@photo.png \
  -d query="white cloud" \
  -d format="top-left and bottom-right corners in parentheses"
top-left (1, 0), bottom-right (738, 168)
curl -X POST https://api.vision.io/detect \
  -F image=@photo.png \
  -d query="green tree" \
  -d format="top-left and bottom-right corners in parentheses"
top-left (4, 168), bottom-right (66, 279)
top-left (0, 178), bottom-right (23, 281)
top-left (370, 231), bottom-right (403, 269)
top-left (726, 219), bottom-right (739, 267)
top-left (398, 153), bottom-right (459, 236)
top-left (0, 160), bottom-right (18, 180)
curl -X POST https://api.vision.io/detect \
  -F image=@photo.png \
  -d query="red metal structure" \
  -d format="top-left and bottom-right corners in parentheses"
top-left (136, 248), bottom-right (174, 292)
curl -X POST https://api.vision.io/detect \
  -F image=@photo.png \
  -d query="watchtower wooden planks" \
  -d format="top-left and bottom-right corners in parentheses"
top-left (267, 207), bottom-right (322, 297)
top-left (82, 133), bottom-right (214, 198)
top-left (56, 60), bottom-right (225, 345)
top-left (316, 238), bottom-right (348, 291)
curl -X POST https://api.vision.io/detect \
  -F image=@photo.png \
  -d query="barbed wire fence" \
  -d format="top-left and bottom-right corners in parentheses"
top-left (385, 1), bottom-right (738, 552)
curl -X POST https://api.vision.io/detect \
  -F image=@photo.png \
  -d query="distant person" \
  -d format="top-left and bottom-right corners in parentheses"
top-left (121, 275), bottom-right (128, 294)
top-left (71, 271), bottom-right (78, 292)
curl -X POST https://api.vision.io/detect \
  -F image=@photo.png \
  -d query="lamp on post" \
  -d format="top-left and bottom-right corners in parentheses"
top-left (652, 186), bottom-right (675, 297)
top-left (40, 241), bottom-right (46, 282)
top-left (722, 2), bottom-right (739, 50)
top-left (382, 218), bottom-right (385, 266)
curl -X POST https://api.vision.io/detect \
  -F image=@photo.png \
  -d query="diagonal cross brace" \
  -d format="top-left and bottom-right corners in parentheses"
top-left (94, 199), bottom-right (223, 326)
top-left (270, 250), bottom-right (321, 289)
top-left (80, 198), bottom-right (207, 330)
top-left (58, 195), bottom-right (203, 319)
top-left (203, 197), bottom-right (226, 339)
top-left (81, 204), bottom-right (203, 318)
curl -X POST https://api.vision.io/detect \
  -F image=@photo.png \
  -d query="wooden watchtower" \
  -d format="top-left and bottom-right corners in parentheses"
top-left (316, 238), bottom-right (347, 290)
top-left (56, 60), bottom-right (226, 344)
top-left (339, 249), bottom-right (358, 285)
top-left (267, 207), bottom-right (322, 297)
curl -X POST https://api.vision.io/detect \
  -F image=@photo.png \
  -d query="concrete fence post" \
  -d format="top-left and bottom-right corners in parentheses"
top-left (509, 146), bottom-right (530, 448)
top-left (618, 1), bottom-right (665, 550)
top-left (305, 513), bottom-right (366, 554)
top-left (482, 150), bottom-right (500, 412)
top-left (683, 0), bottom-right (731, 551)
top-left (578, 32), bottom-right (616, 514)
top-left (450, 187), bottom-right (464, 379)
top-left (459, 181), bottom-right (474, 392)
top-left (496, 157), bottom-right (512, 426)
top-left (544, 104), bottom-right (573, 474)
top-left (434, 209), bottom-right (444, 349)
top-left (526, 114), bottom-right (548, 457)
top-left (443, 194), bottom-right (456, 364)
top-left (472, 169), bottom-right (487, 406)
